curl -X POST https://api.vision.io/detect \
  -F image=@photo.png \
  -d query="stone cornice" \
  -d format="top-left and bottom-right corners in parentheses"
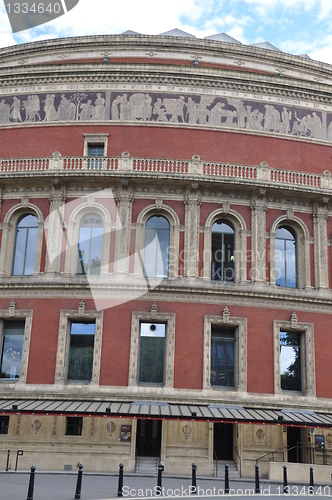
top-left (0, 278), bottom-right (332, 312)
top-left (1, 34), bottom-right (332, 83)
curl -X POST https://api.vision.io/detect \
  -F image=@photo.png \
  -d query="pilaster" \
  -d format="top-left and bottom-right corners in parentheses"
top-left (251, 191), bottom-right (267, 283)
top-left (313, 198), bottom-right (329, 289)
top-left (45, 182), bottom-right (66, 274)
top-left (114, 181), bottom-right (133, 274)
top-left (184, 184), bottom-right (201, 278)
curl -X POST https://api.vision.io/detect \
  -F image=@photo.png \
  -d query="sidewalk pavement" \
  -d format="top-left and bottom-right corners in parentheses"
top-left (0, 470), bottom-right (327, 500)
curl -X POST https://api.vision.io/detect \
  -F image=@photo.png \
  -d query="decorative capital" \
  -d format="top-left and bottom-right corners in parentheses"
top-left (222, 306), bottom-right (230, 323)
top-left (291, 312), bottom-right (298, 329)
top-left (78, 300), bottom-right (86, 317)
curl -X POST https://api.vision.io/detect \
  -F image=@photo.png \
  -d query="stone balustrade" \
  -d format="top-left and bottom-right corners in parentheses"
top-left (0, 151), bottom-right (331, 192)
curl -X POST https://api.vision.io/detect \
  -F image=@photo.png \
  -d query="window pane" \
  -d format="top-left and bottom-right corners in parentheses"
top-left (211, 222), bottom-right (235, 282)
top-left (77, 215), bottom-right (103, 276)
top-left (13, 215), bottom-right (38, 276)
top-left (144, 217), bottom-right (169, 278)
top-left (0, 321), bottom-right (25, 379)
top-left (280, 331), bottom-right (301, 391)
top-left (139, 323), bottom-right (165, 384)
top-left (211, 328), bottom-right (235, 387)
top-left (276, 227), bottom-right (296, 288)
top-left (0, 416), bottom-right (9, 434)
top-left (66, 416), bottom-right (83, 435)
top-left (67, 323), bottom-right (95, 381)
top-left (275, 237), bottom-right (285, 287)
top-left (24, 227), bottom-right (38, 275)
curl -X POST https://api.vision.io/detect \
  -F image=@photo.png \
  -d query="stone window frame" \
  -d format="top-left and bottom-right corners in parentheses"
top-left (273, 317), bottom-right (315, 397)
top-left (269, 215), bottom-right (311, 289)
top-left (54, 307), bottom-right (103, 385)
top-left (203, 311), bottom-right (247, 392)
top-left (128, 310), bottom-right (175, 388)
top-left (64, 202), bottom-right (112, 277)
top-left (83, 134), bottom-right (109, 157)
top-left (134, 204), bottom-right (180, 279)
top-left (0, 306), bottom-right (33, 385)
top-left (203, 208), bottom-right (248, 284)
top-left (0, 203), bottom-right (44, 277)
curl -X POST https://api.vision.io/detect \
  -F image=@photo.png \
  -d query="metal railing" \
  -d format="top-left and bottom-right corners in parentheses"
top-left (256, 443), bottom-right (332, 466)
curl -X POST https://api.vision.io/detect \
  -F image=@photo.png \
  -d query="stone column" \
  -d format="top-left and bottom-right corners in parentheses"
top-left (114, 181), bottom-right (133, 274)
top-left (251, 191), bottom-right (267, 283)
top-left (313, 199), bottom-right (329, 289)
top-left (45, 183), bottom-right (66, 274)
top-left (184, 184), bottom-right (201, 278)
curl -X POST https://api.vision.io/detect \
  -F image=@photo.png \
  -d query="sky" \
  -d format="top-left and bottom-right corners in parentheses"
top-left (0, 0), bottom-right (332, 65)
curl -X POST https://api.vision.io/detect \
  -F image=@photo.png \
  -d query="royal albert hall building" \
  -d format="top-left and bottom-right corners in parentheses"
top-left (1, 29), bottom-right (332, 480)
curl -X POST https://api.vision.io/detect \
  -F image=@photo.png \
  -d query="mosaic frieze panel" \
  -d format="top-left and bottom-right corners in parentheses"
top-left (0, 89), bottom-right (332, 142)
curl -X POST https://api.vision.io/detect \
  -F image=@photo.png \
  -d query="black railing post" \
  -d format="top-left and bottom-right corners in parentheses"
top-left (191, 463), bottom-right (197, 494)
top-left (283, 465), bottom-right (288, 494)
top-left (224, 463), bottom-right (229, 494)
top-left (26, 465), bottom-right (36, 500)
top-left (15, 450), bottom-right (23, 472)
top-left (5, 450), bottom-right (10, 471)
top-left (309, 466), bottom-right (314, 494)
top-left (255, 464), bottom-right (260, 494)
top-left (156, 462), bottom-right (164, 495)
top-left (118, 463), bottom-right (124, 497)
top-left (75, 463), bottom-right (83, 500)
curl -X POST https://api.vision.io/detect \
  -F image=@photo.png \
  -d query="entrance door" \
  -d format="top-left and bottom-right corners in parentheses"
top-left (287, 427), bottom-right (301, 463)
top-left (136, 420), bottom-right (162, 457)
top-left (214, 423), bottom-right (233, 460)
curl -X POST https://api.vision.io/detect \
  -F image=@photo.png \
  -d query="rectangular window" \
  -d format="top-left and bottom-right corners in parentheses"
top-left (67, 322), bottom-right (95, 381)
top-left (211, 327), bottom-right (235, 387)
top-left (66, 417), bottom-right (83, 436)
top-left (0, 321), bottom-right (25, 379)
top-left (0, 416), bottom-right (9, 434)
top-left (280, 331), bottom-right (301, 391)
top-left (138, 323), bottom-right (166, 384)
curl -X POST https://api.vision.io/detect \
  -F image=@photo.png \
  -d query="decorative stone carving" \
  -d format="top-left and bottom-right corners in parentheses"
top-left (150, 302), bottom-right (158, 319)
top-left (223, 201), bottom-right (230, 213)
top-left (286, 208), bottom-right (294, 220)
top-left (107, 421), bottom-right (116, 434)
top-left (21, 196), bottom-right (29, 208)
top-left (291, 312), bottom-right (298, 328)
top-left (155, 198), bottom-right (163, 210)
top-left (9, 300), bottom-right (16, 316)
top-left (78, 301), bottom-right (86, 317)
top-left (222, 306), bottom-right (230, 323)
top-left (256, 429), bottom-right (265, 440)
top-left (182, 424), bottom-right (192, 438)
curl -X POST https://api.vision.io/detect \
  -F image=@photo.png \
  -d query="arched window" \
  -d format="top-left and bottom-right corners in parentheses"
top-left (77, 213), bottom-right (103, 276)
top-left (211, 221), bottom-right (235, 282)
top-left (275, 226), bottom-right (297, 288)
top-left (144, 216), bottom-right (170, 278)
top-left (12, 214), bottom-right (38, 276)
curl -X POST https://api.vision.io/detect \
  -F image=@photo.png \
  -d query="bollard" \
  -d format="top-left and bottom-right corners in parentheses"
top-left (283, 465), bottom-right (288, 494)
top-left (156, 462), bottom-right (164, 496)
top-left (191, 463), bottom-right (197, 494)
top-left (75, 463), bottom-right (83, 500)
top-left (309, 466), bottom-right (314, 494)
top-left (118, 463), bottom-right (124, 497)
top-left (255, 464), bottom-right (260, 494)
top-left (26, 465), bottom-right (36, 500)
top-left (5, 450), bottom-right (10, 471)
top-left (224, 463), bottom-right (229, 494)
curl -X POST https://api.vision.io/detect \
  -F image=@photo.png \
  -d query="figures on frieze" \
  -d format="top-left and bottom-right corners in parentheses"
top-left (0, 88), bottom-right (332, 144)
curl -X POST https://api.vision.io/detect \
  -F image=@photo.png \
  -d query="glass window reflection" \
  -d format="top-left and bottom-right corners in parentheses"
top-left (211, 221), bottom-right (235, 282)
top-left (280, 331), bottom-right (301, 391)
top-left (144, 216), bottom-right (170, 278)
top-left (77, 214), bottom-right (103, 276)
top-left (12, 215), bottom-right (38, 276)
top-left (275, 227), bottom-right (297, 288)
top-left (0, 321), bottom-right (25, 379)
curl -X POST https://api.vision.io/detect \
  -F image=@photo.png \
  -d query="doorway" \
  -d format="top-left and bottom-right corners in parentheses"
top-left (287, 427), bottom-right (301, 463)
top-left (214, 423), bottom-right (233, 460)
top-left (136, 419), bottom-right (162, 457)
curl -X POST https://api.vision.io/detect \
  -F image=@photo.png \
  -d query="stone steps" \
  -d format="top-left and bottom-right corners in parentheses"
top-left (136, 456), bottom-right (159, 474)
top-left (214, 460), bottom-right (240, 478)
